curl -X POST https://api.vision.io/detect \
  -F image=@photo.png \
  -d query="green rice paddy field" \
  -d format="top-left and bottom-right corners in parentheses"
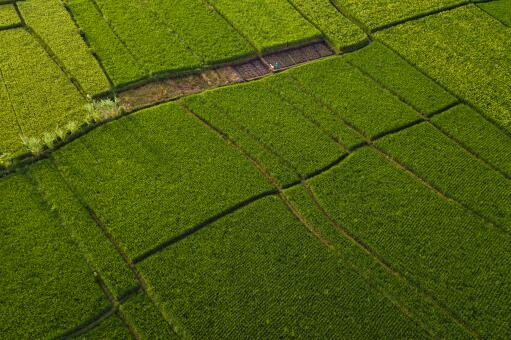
top-left (1, 0), bottom-right (510, 338)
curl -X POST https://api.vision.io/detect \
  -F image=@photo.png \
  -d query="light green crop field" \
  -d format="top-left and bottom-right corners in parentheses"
top-left (1, 0), bottom-right (510, 338)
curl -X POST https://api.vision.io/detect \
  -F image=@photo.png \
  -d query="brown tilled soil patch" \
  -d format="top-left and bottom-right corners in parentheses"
top-left (119, 42), bottom-right (334, 111)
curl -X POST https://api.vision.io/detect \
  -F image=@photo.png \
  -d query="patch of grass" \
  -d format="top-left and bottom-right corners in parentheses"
top-left (287, 0), bottom-right (367, 52)
top-left (18, 0), bottom-right (109, 95)
top-left (139, 195), bottom-right (424, 338)
top-left (345, 42), bottom-right (457, 114)
top-left (208, 0), bottom-right (322, 53)
top-left (432, 104), bottom-right (511, 177)
top-left (288, 57), bottom-right (418, 138)
top-left (120, 292), bottom-right (178, 338)
top-left (0, 174), bottom-right (108, 338)
top-left (51, 102), bottom-right (272, 258)
top-left (376, 122), bottom-right (511, 229)
top-left (65, 0), bottom-right (146, 86)
top-left (376, 6), bottom-right (511, 131)
top-left (308, 147), bottom-right (511, 338)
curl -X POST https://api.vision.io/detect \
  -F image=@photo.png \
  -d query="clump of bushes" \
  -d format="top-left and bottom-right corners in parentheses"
top-left (85, 98), bottom-right (123, 123)
top-left (17, 98), bottom-right (123, 158)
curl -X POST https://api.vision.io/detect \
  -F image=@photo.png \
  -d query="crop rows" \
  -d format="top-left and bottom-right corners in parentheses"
top-left (138, 195), bottom-right (426, 338)
top-left (18, 0), bottom-right (109, 95)
top-left (332, 0), bottom-right (466, 30)
top-left (0, 174), bottom-right (109, 338)
top-left (49, 102), bottom-right (272, 258)
top-left (0, 4), bottom-right (19, 29)
top-left (2, 4), bottom-right (511, 336)
top-left (207, 0), bottom-right (322, 54)
top-left (477, 0), bottom-right (511, 26)
top-left (376, 123), bottom-right (511, 230)
top-left (286, 0), bottom-right (367, 52)
top-left (376, 5), bottom-right (511, 131)
top-left (0, 29), bottom-right (87, 154)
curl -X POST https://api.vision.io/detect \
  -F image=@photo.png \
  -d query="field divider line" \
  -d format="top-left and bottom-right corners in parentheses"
top-left (86, 0), bottom-right (149, 76)
top-left (299, 180), bottom-right (481, 339)
top-left (261, 79), bottom-right (349, 151)
top-left (14, 3), bottom-right (88, 99)
top-left (180, 103), bottom-right (439, 336)
top-left (328, 0), bottom-right (372, 38)
top-left (475, 3), bottom-right (510, 27)
top-left (136, 0), bottom-right (204, 64)
top-left (126, 102), bottom-right (439, 265)
top-left (25, 170), bottom-right (138, 340)
top-left (57, 286), bottom-right (142, 339)
top-left (41, 158), bottom-right (141, 338)
top-left (0, 22), bottom-right (24, 31)
top-left (0, 66), bottom-right (25, 136)
top-left (375, 39), bottom-right (511, 140)
top-left (60, 0), bottom-right (115, 95)
top-left (346, 60), bottom-right (511, 180)
top-left (133, 189), bottom-right (277, 264)
top-left (201, 0), bottom-right (262, 58)
top-left (370, 0), bottom-right (496, 33)
top-left (288, 73), bottom-right (510, 235)
top-left (84, 207), bottom-right (182, 338)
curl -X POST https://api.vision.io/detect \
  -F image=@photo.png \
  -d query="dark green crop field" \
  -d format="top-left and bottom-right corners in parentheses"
top-left (1, 0), bottom-right (510, 338)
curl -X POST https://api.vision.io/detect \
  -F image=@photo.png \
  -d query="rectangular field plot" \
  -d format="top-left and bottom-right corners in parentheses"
top-left (91, 0), bottom-right (201, 76)
top-left (0, 4), bottom-right (19, 28)
top-left (65, 0), bottom-right (146, 87)
top-left (288, 57), bottom-right (419, 138)
top-left (376, 122), bottom-right (511, 230)
top-left (138, 196), bottom-right (425, 338)
top-left (0, 174), bottom-right (108, 338)
top-left (432, 104), bottom-right (511, 177)
top-left (332, 0), bottom-right (462, 29)
top-left (345, 42), bottom-right (457, 114)
top-left (307, 147), bottom-right (511, 338)
top-left (376, 6), bottom-right (511, 131)
top-left (0, 29), bottom-right (86, 155)
top-left (208, 0), bottom-right (322, 53)
top-left (143, 0), bottom-right (255, 65)
top-left (51, 102), bottom-right (272, 259)
top-left (18, 0), bottom-right (109, 95)
top-left (184, 76), bottom-right (346, 184)
top-left (287, 0), bottom-right (366, 52)
top-left (29, 160), bottom-right (138, 298)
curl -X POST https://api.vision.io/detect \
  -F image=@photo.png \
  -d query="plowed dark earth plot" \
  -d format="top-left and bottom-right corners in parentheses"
top-left (1, 0), bottom-right (510, 338)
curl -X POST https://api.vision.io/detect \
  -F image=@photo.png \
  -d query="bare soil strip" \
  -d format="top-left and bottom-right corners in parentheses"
top-left (118, 42), bottom-right (333, 111)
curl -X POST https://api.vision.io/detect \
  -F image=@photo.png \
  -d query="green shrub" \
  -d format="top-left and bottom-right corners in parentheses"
top-left (20, 135), bottom-right (44, 156)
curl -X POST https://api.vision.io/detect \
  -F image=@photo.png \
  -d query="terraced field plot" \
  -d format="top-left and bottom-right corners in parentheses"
top-left (1, 0), bottom-right (510, 338)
